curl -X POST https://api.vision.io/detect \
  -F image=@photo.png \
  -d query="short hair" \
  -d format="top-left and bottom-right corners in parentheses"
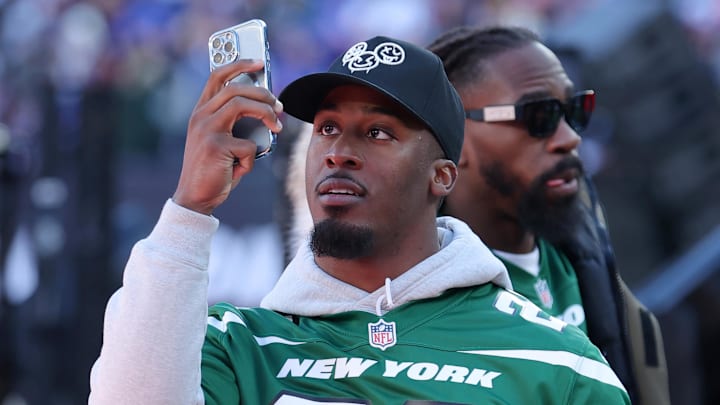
top-left (427, 26), bottom-right (540, 91)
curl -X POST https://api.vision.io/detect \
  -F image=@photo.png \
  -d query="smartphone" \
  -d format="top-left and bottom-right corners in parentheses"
top-left (208, 19), bottom-right (276, 159)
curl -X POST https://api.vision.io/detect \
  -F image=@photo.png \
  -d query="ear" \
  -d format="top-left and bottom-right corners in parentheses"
top-left (430, 159), bottom-right (458, 197)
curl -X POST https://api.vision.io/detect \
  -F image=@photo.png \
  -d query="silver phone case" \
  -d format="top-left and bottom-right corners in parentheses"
top-left (208, 19), bottom-right (275, 159)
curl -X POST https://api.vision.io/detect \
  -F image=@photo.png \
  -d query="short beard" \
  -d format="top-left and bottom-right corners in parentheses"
top-left (517, 158), bottom-right (586, 246)
top-left (310, 218), bottom-right (374, 259)
top-left (481, 157), bottom-right (585, 246)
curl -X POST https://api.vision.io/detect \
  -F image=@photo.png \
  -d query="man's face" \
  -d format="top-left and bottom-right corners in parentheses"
top-left (306, 84), bottom-right (438, 259)
top-left (454, 42), bottom-right (584, 233)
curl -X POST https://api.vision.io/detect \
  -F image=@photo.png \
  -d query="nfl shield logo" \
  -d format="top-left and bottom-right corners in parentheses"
top-left (534, 279), bottom-right (554, 309)
top-left (368, 319), bottom-right (397, 351)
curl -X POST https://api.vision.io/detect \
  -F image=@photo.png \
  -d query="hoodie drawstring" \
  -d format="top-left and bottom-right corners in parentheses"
top-left (374, 277), bottom-right (395, 316)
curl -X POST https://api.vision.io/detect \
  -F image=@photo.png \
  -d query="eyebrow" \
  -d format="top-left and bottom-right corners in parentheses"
top-left (515, 86), bottom-right (576, 103)
top-left (316, 102), bottom-right (406, 121)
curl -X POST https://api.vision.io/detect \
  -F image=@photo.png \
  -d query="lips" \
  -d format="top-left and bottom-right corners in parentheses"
top-left (316, 176), bottom-right (367, 206)
top-left (546, 167), bottom-right (579, 187)
top-left (545, 167), bottom-right (580, 196)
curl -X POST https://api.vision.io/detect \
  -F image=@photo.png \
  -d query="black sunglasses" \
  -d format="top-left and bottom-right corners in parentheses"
top-left (465, 90), bottom-right (596, 138)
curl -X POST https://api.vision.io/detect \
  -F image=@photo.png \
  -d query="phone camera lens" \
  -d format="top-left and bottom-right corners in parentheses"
top-left (213, 52), bottom-right (223, 64)
top-left (223, 42), bottom-right (234, 52)
top-left (212, 38), bottom-right (222, 49)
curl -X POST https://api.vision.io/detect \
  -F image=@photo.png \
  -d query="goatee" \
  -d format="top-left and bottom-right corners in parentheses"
top-left (310, 218), bottom-right (374, 259)
top-left (517, 157), bottom-right (586, 246)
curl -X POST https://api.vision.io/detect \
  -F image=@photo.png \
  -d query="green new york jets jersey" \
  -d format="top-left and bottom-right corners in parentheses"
top-left (497, 239), bottom-right (587, 333)
top-left (202, 284), bottom-right (628, 404)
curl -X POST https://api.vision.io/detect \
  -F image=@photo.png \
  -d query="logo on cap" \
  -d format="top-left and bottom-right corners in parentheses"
top-left (342, 41), bottom-right (405, 74)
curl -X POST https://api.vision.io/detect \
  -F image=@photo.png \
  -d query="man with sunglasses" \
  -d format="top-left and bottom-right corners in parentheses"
top-left (429, 26), bottom-right (670, 405)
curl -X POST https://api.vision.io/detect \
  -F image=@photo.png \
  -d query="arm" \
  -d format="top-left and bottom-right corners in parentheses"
top-left (89, 200), bottom-right (217, 405)
top-left (89, 59), bottom-right (284, 404)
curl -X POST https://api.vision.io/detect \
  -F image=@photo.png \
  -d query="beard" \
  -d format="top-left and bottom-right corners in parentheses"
top-left (483, 156), bottom-right (586, 245)
top-left (310, 218), bottom-right (375, 259)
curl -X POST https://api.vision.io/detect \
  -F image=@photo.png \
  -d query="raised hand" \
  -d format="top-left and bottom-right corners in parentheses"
top-left (172, 59), bottom-right (284, 215)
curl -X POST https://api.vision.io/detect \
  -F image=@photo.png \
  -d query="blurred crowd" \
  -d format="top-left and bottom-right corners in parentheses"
top-left (1, 0), bottom-right (720, 404)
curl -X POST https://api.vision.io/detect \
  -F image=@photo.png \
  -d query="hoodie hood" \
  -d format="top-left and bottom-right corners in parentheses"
top-left (261, 216), bottom-right (512, 316)
top-left (283, 122), bottom-right (314, 263)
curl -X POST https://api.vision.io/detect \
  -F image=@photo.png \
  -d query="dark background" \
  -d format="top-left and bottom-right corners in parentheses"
top-left (1, 0), bottom-right (718, 403)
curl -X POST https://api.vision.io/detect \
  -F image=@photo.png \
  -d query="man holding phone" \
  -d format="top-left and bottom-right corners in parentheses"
top-left (89, 34), bottom-right (629, 403)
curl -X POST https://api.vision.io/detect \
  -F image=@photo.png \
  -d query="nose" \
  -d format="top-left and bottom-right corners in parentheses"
top-left (546, 120), bottom-right (581, 154)
top-left (324, 134), bottom-right (363, 169)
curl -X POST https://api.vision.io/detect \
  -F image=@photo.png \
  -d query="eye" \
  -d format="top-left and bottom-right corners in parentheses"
top-left (317, 122), bottom-right (340, 136)
top-left (367, 127), bottom-right (393, 140)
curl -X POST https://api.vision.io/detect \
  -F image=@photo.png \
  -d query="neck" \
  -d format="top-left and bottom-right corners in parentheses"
top-left (445, 201), bottom-right (535, 253)
top-left (479, 218), bottom-right (535, 253)
top-left (314, 220), bottom-right (440, 292)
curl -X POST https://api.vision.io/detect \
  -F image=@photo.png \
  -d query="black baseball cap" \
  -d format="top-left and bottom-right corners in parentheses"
top-left (279, 36), bottom-right (464, 164)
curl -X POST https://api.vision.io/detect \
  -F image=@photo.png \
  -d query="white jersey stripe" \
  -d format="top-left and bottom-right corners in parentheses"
top-left (208, 313), bottom-right (305, 347)
top-left (207, 312), bottom-right (246, 333)
top-left (254, 336), bottom-right (306, 346)
top-left (460, 349), bottom-right (626, 391)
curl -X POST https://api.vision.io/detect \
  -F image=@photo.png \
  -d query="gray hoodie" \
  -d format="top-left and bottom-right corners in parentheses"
top-left (89, 199), bottom-right (511, 404)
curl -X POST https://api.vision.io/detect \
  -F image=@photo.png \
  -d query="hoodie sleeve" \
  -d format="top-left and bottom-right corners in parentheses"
top-left (88, 199), bottom-right (219, 405)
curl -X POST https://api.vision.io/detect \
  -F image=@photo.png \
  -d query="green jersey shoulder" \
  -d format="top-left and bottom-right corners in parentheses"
top-left (202, 284), bottom-right (628, 404)
top-left (499, 238), bottom-right (587, 332)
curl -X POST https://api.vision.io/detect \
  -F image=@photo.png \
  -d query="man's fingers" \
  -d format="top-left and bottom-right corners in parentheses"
top-left (175, 60), bottom-right (281, 215)
top-left (231, 147), bottom-right (255, 184)
top-left (196, 83), bottom-right (279, 120)
top-left (204, 95), bottom-right (283, 135)
top-left (196, 59), bottom-right (265, 106)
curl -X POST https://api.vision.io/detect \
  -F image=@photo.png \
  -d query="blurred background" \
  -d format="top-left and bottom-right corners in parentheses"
top-left (0, 0), bottom-right (719, 403)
